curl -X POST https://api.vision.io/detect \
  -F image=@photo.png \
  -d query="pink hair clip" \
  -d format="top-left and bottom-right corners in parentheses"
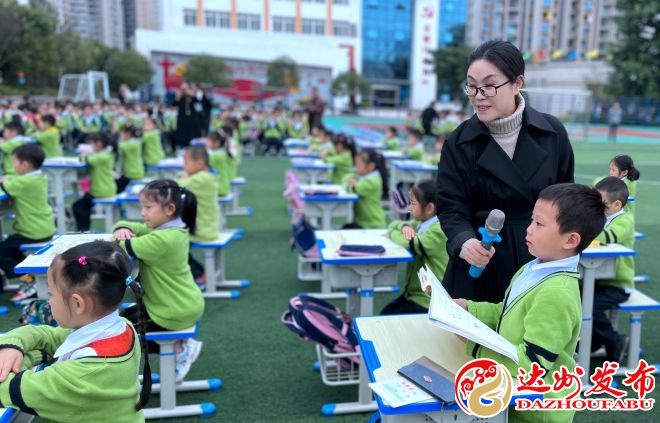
top-left (78, 256), bottom-right (88, 266)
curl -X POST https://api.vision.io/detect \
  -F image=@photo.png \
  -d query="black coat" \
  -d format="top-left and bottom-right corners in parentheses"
top-left (435, 106), bottom-right (574, 303)
top-left (175, 95), bottom-right (204, 148)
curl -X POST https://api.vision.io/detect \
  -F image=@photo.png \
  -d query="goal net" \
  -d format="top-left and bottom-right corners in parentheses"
top-left (57, 71), bottom-right (110, 103)
top-left (521, 87), bottom-right (592, 142)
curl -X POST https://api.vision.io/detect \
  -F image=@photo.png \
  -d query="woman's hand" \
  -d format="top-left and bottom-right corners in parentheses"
top-left (0, 348), bottom-right (23, 382)
top-left (459, 238), bottom-right (495, 267)
top-left (113, 228), bottom-right (135, 241)
top-left (402, 225), bottom-right (416, 241)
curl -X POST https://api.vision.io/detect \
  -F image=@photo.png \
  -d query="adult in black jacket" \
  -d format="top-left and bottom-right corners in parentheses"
top-left (436, 40), bottom-right (574, 303)
top-left (174, 82), bottom-right (204, 149)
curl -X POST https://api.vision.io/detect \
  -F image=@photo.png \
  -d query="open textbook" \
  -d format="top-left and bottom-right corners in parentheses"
top-left (418, 266), bottom-right (519, 364)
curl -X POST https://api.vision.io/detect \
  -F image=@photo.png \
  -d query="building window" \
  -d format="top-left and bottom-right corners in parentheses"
top-left (333, 20), bottom-right (356, 37)
top-left (238, 13), bottom-right (261, 31)
top-left (183, 8), bottom-right (196, 26)
top-left (334, 0), bottom-right (349, 4)
top-left (205, 11), bottom-right (230, 28)
top-left (302, 18), bottom-right (325, 35)
top-left (273, 16), bottom-right (295, 33)
top-left (302, 0), bottom-right (326, 3)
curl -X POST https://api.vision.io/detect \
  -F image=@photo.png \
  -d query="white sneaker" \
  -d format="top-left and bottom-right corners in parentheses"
top-left (187, 339), bottom-right (203, 363)
top-left (175, 345), bottom-right (192, 383)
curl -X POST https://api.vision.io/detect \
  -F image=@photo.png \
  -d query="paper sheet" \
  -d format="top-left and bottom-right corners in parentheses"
top-left (369, 376), bottom-right (434, 408)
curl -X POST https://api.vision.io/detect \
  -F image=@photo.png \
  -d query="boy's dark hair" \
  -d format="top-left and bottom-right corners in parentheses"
top-left (41, 114), bottom-right (56, 127)
top-left (208, 131), bottom-right (233, 159)
top-left (411, 179), bottom-right (438, 209)
top-left (595, 176), bottom-right (629, 208)
top-left (3, 121), bottom-right (24, 135)
top-left (408, 129), bottom-right (422, 140)
top-left (55, 241), bottom-right (151, 411)
top-left (386, 126), bottom-right (398, 135)
top-left (12, 143), bottom-right (45, 169)
top-left (468, 40), bottom-right (525, 82)
top-left (611, 155), bottom-right (640, 181)
top-left (120, 124), bottom-right (140, 138)
top-left (537, 183), bottom-right (606, 253)
top-left (140, 179), bottom-right (198, 235)
top-left (357, 149), bottom-right (389, 199)
top-left (185, 145), bottom-right (209, 166)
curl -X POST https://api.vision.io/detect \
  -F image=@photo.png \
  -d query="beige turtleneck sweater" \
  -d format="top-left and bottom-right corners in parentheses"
top-left (484, 94), bottom-right (525, 159)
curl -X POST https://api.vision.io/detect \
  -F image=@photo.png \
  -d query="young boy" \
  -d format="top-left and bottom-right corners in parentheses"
top-left (382, 126), bottom-right (400, 151)
top-left (0, 121), bottom-right (27, 175)
top-left (178, 146), bottom-right (219, 282)
top-left (206, 132), bottom-right (231, 197)
top-left (404, 129), bottom-right (425, 161)
top-left (35, 114), bottom-right (63, 158)
top-left (454, 183), bottom-right (605, 423)
top-left (0, 144), bottom-right (55, 296)
top-left (592, 176), bottom-right (634, 362)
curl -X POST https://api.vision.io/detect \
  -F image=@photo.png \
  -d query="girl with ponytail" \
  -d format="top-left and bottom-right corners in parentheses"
top-left (609, 154), bottom-right (640, 216)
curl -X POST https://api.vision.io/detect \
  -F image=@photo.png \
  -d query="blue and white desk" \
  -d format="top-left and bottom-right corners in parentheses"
top-left (381, 151), bottom-right (409, 162)
top-left (578, 243), bottom-right (636, 385)
top-left (291, 159), bottom-right (334, 185)
top-left (14, 233), bottom-right (114, 299)
top-left (146, 158), bottom-right (183, 180)
top-left (225, 177), bottom-right (253, 216)
top-left (300, 184), bottom-right (358, 230)
top-left (42, 157), bottom-right (88, 234)
top-left (191, 229), bottom-right (247, 299)
top-left (286, 148), bottom-right (321, 159)
top-left (283, 138), bottom-right (309, 149)
top-left (390, 160), bottom-right (437, 187)
top-left (355, 314), bottom-right (541, 422)
top-left (315, 229), bottom-right (412, 315)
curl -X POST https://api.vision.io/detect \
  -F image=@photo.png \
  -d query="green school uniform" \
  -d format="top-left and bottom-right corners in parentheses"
top-left (208, 149), bottom-right (231, 196)
top-left (596, 211), bottom-right (635, 291)
top-left (114, 222), bottom-right (205, 330)
top-left (0, 322), bottom-right (143, 422)
top-left (466, 267), bottom-right (582, 423)
top-left (119, 139), bottom-right (145, 180)
top-left (425, 152), bottom-right (441, 166)
top-left (383, 137), bottom-right (400, 150)
top-left (344, 172), bottom-right (386, 229)
top-left (57, 113), bottom-right (75, 133)
top-left (623, 178), bottom-right (636, 217)
top-left (287, 120), bottom-right (308, 139)
top-left (405, 144), bottom-right (425, 161)
top-left (388, 218), bottom-right (449, 308)
top-left (141, 130), bottom-right (165, 166)
top-left (225, 148), bottom-right (238, 181)
top-left (324, 151), bottom-right (353, 185)
top-left (36, 126), bottom-right (63, 157)
top-left (0, 137), bottom-right (26, 175)
top-left (262, 119), bottom-right (285, 138)
top-left (178, 170), bottom-right (220, 242)
top-left (1, 171), bottom-right (55, 239)
top-left (77, 115), bottom-right (101, 133)
top-left (86, 152), bottom-right (116, 198)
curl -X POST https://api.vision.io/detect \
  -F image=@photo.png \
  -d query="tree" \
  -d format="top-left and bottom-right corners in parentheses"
top-left (102, 49), bottom-right (153, 92)
top-left (184, 54), bottom-right (230, 87)
top-left (332, 71), bottom-right (370, 113)
top-left (431, 44), bottom-right (473, 100)
top-left (0, 0), bottom-right (23, 71)
top-left (56, 30), bottom-right (106, 75)
top-left (606, 1), bottom-right (659, 98)
top-left (267, 56), bottom-right (300, 88)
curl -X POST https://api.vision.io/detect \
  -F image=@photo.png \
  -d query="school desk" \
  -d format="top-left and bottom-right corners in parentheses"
top-left (354, 314), bottom-right (541, 422)
top-left (578, 243), bottom-right (636, 385)
top-left (42, 157), bottom-right (88, 234)
top-left (146, 157), bottom-right (183, 180)
top-left (381, 150), bottom-right (409, 162)
top-left (14, 233), bottom-right (115, 299)
top-left (300, 185), bottom-right (358, 230)
top-left (286, 148), bottom-right (321, 159)
top-left (225, 177), bottom-right (253, 216)
top-left (291, 159), bottom-right (334, 185)
top-left (314, 229), bottom-right (412, 316)
top-left (283, 138), bottom-right (309, 149)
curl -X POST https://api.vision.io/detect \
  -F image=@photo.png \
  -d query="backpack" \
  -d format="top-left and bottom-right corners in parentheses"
top-left (281, 294), bottom-right (360, 367)
top-left (20, 300), bottom-right (57, 327)
top-left (291, 216), bottom-right (319, 258)
top-left (391, 183), bottom-right (410, 220)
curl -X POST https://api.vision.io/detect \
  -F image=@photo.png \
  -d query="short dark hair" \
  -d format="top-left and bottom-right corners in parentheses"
top-left (595, 176), bottom-right (629, 207)
top-left (408, 129), bottom-right (423, 140)
top-left (12, 143), bottom-right (45, 169)
top-left (411, 179), bottom-right (437, 209)
top-left (537, 183), bottom-right (606, 253)
top-left (185, 145), bottom-right (209, 166)
top-left (468, 40), bottom-right (525, 82)
top-left (41, 114), bottom-right (56, 126)
top-left (3, 121), bottom-right (24, 135)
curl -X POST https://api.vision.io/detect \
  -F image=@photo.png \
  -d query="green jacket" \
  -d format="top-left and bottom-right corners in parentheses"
top-left (114, 222), bottom-right (204, 330)
top-left (596, 211), bottom-right (635, 290)
top-left (466, 268), bottom-right (582, 423)
top-left (1, 171), bottom-right (55, 239)
top-left (383, 137), bottom-right (400, 150)
top-left (324, 151), bottom-right (353, 185)
top-left (178, 170), bottom-right (219, 242)
top-left (404, 144), bottom-right (425, 161)
top-left (119, 139), bottom-right (145, 180)
top-left (209, 149), bottom-right (231, 196)
top-left (388, 218), bottom-right (448, 308)
top-left (35, 127), bottom-right (63, 157)
top-left (77, 115), bottom-right (101, 133)
top-left (0, 137), bottom-right (26, 175)
top-left (141, 130), bottom-right (165, 166)
top-left (344, 172), bottom-right (386, 229)
top-left (262, 120), bottom-right (284, 138)
top-left (287, 120), bottom-right (308, 139)
top-left (86, 152), bottom-right (116, 198)
top-left (0, 323), bottom-right (143, 423)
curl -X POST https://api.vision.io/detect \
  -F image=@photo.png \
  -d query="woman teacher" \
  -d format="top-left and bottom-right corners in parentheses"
top-left (436, 40), bottom-right (575, 303)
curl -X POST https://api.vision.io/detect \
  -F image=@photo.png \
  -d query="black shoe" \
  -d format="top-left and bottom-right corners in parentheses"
top-left (608, 335), bottom-right (629, 364)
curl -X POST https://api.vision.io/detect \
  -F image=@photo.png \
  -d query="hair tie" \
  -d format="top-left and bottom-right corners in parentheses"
top-left (125, 275), bottom-right (133, 286)
top-left (78, 256), bottom-right (87, 266)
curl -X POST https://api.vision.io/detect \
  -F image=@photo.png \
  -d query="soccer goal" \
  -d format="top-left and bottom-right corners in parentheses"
top-left (57, 71), bottom-right (110, 103)
top-left (522, 87), bottom-right (592, 142)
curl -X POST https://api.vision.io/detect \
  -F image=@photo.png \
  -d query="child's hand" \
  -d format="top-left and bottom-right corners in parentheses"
top-left (0, 348), bottom-right (24, 382)
top-left (346, 177), bottom-right (357, 186)
top-left (402, 225), bottom-right (416, 241)
top-left (453, 298), bottom-right (467, 310)
top-left (113, 228), bottom-right (135, 240)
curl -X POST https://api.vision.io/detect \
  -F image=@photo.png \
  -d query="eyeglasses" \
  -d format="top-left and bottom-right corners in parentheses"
top-left (464, 80), bottom-right (513, 97)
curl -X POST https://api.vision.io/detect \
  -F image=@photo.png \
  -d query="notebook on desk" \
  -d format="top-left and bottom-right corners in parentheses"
top-left (398, 356), bottom-right (455, 404)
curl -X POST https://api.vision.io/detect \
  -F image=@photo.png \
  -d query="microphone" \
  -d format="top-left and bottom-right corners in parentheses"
top-left (469, 209), bottom-right (505, 278)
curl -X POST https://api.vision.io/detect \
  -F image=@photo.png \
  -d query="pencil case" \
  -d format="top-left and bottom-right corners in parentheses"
top-left (337, 244), bottom-right (386, 256)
